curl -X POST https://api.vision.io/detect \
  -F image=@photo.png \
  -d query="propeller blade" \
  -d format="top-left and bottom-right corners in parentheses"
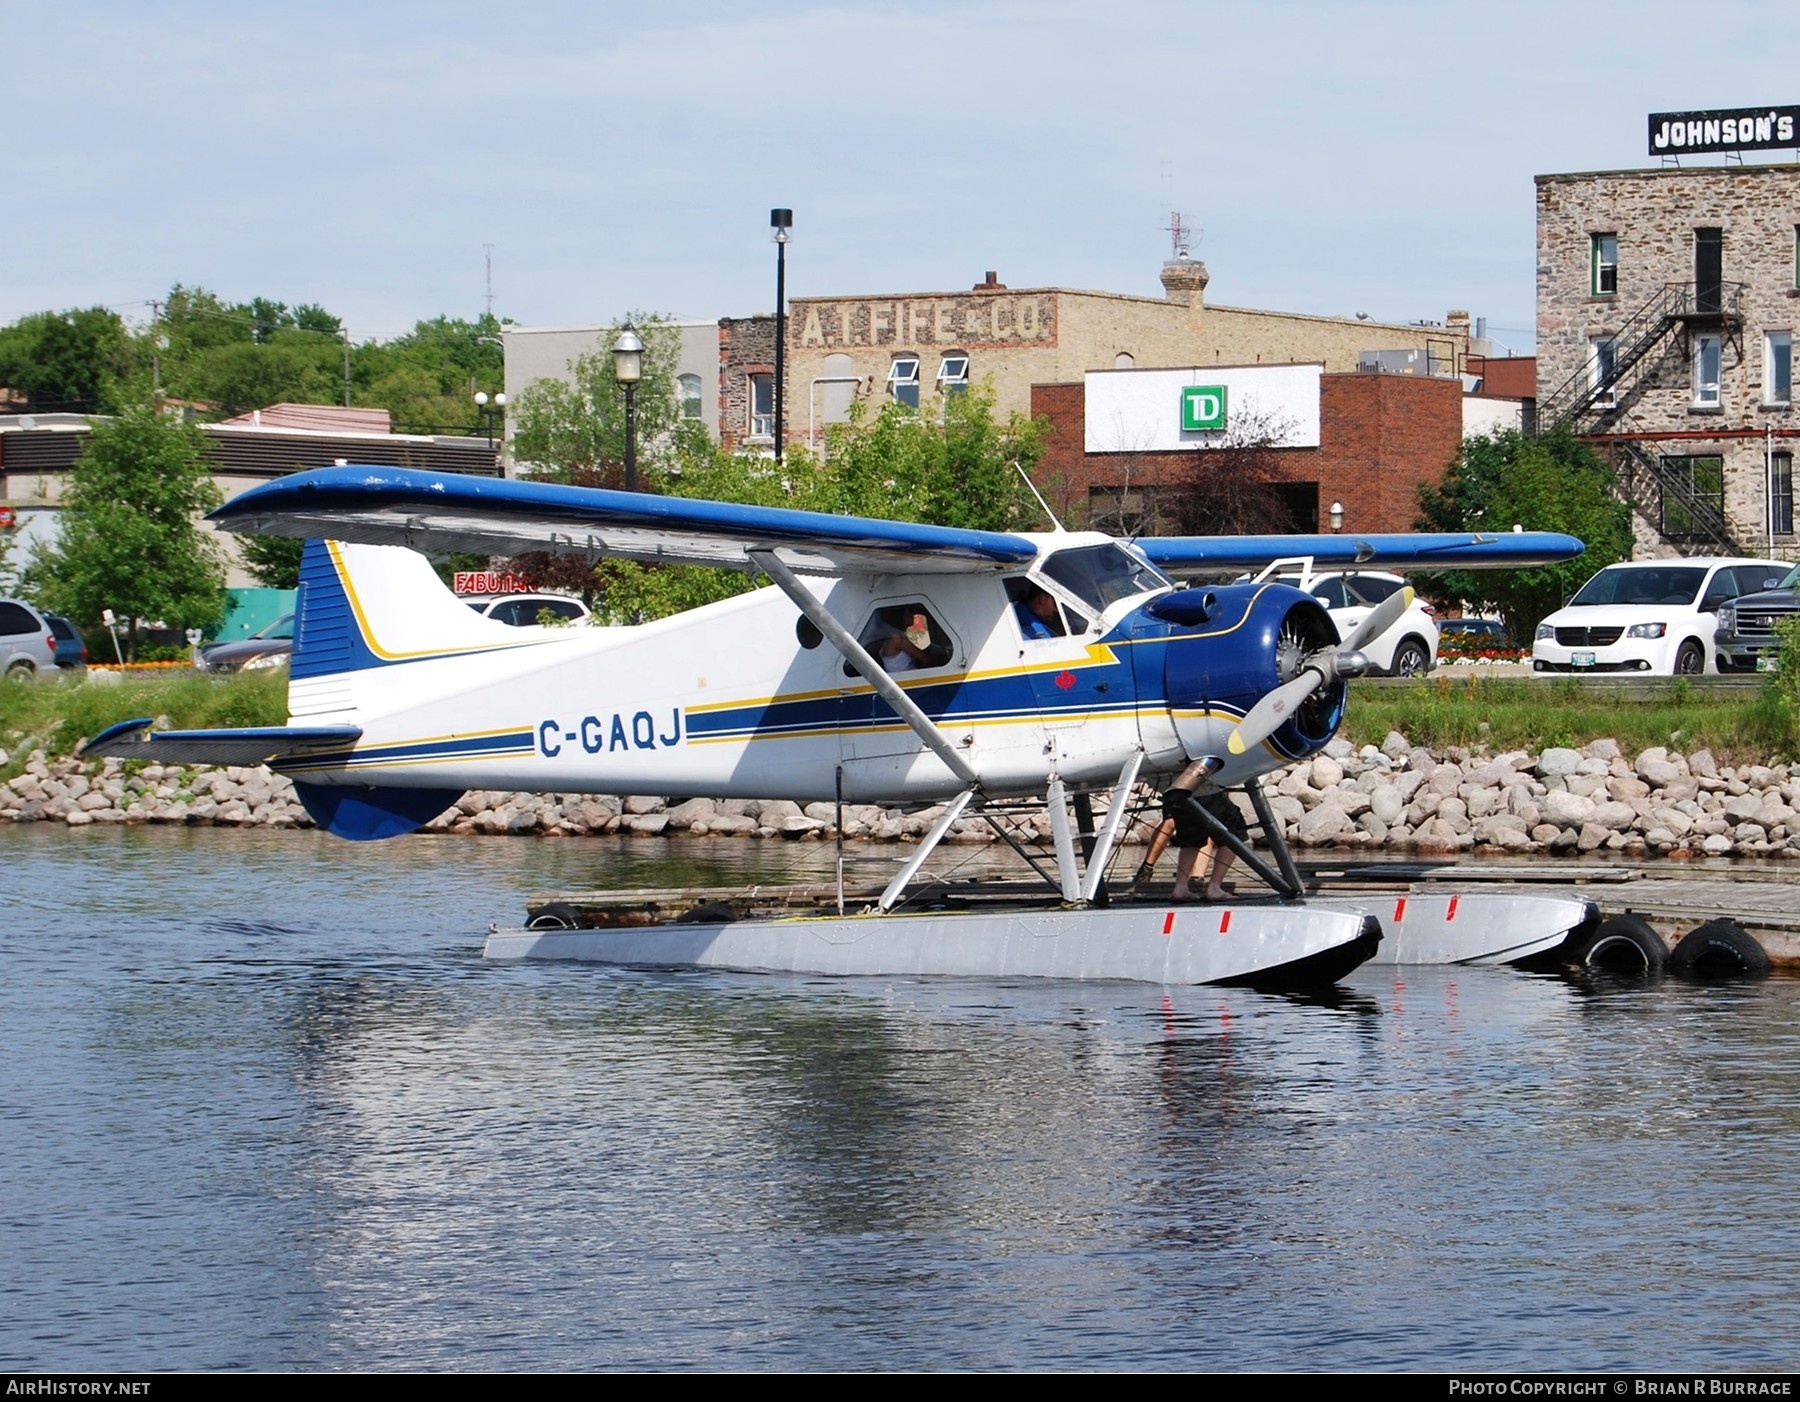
top-left (1228, 668), bottom-right (1326, 754)
top-left (1342, 586), bottom-right (1414, 653)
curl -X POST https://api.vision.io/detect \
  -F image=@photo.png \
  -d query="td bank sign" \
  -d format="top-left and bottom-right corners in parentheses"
top-left (1180, 384), bottom-right (1228, 432)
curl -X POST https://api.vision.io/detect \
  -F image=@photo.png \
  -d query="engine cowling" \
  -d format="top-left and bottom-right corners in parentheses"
top-left (1154, 582), bottom-right (1347, 769)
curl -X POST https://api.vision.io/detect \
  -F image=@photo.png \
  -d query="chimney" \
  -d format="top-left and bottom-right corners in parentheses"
top-left (973, 270), bottom-right (1007, 292)
top-left (1160, 259), bottom-right (1209, 308)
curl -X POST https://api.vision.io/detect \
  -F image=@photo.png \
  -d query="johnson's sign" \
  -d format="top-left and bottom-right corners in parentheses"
top-left (1649, 107), bottom-right (1798, 155)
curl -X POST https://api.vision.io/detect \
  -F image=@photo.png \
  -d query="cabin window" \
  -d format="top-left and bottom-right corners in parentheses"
top-left (845, 602), bottom-right (954, 676)
top-left (888, 356), bottom-right (921, 409)
top-left (1007, 579), bottom-right (1072, 640)
top-left (1591, 233), bottom-right (1618, 295)
top-left (1038, 543), bottom-right (1170, 614)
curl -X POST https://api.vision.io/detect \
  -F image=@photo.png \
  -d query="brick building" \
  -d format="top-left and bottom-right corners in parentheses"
top-left (1030, 364), bottom-right (1465, 537)
top-left (1536, 162), bottom-right (1800, 558)
top-left (719, 260), bottom-right (1472, 453)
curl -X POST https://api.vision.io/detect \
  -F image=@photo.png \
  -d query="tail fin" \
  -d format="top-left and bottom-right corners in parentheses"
top-left (293, 538), bottom-right (530, 680)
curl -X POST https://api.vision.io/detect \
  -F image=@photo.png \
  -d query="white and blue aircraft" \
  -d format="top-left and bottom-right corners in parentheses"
top-left (89, 464), bottom-right (1586, 986)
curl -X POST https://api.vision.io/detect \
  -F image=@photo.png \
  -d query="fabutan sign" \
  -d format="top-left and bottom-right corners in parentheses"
top-left (1649, 106), bottom-right (1798, 156)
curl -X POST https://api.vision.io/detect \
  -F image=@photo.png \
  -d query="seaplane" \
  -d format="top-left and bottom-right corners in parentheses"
top-left (87, 463), bottom-right (1596, 988)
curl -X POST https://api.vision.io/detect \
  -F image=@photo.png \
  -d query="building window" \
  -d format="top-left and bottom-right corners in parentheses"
top-left (1693, 334), bottom-right (1723, 407)
top-left (748, 372), bottom-right (773, 438)
top-left (936, 353), bottom-right (970, 399)
top-left (1766, 332), bottom-right (1792, 405)
top-left (1591, 233), bottom-right (1618, 295)
top-left (1661, 454), bottom-right (1725, 538)
top-left (1773, 451), bottom-right (1794, 536)
top-left (888, 355), bottom-right (921, 409)
top-left (1589, 336), bottom-right (1618, 405)
top-left (678, 373), bottom-right (703, 421)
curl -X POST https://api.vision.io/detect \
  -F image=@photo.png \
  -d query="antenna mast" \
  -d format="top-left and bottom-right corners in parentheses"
top-left (483, 242), bottom-right (495, 320)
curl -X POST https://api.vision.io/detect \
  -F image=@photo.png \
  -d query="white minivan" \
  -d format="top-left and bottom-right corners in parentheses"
top-left (1531, 557), bottom-right (1786, 676)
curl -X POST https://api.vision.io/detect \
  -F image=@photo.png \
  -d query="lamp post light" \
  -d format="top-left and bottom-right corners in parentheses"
top-left (1329, 500), bottom-right (1345, 534)
top-left (473, 390), bottom-right (507, 452)
top-left (771, 208), bottom-right (792, 464)
top-left (613, 322), bottom-right (644, 492)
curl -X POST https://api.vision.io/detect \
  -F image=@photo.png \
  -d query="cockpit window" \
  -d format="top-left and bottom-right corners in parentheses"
top-left (1039, 544), bottom-right (1170, 614)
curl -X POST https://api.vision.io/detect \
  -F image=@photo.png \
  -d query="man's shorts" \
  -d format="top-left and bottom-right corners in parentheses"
top-left (1161, 788), bottom-right (1248, 847)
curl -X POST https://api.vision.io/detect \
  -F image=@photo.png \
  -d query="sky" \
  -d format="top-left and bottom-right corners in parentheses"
top-left (12, 1), bottom-right (1799, 353)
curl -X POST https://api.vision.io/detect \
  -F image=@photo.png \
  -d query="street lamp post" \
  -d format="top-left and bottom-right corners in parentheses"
top-left (771, 208), bottom-right (792, 464)
top-left (473, 390), bottom-right (507, 451)
top-left (1329, 500), bottom-right (1345, 533)
top-left (613, 323), bottom-right (644, 492)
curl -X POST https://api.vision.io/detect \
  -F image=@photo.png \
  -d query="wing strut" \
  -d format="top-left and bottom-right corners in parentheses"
top-left (748, 548), bottom-right (981, 789)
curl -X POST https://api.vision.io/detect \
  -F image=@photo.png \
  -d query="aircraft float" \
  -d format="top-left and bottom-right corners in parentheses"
top-left (89, 464), bottom-right (1596, 988)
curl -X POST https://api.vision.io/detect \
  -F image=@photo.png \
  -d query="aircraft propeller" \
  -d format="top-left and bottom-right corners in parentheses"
top-left (1225, 586), bottom-right (1415, 755)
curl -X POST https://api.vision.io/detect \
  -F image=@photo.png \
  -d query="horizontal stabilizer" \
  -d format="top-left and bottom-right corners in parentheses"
top-left (1140, 531), bottom-right (1585, 573)
top-left (212, 465), bottom-right (1039, 576)
top-left (84, 719), bottom-right (363, 766)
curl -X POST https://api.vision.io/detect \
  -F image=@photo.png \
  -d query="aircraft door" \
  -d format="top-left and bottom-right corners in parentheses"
top-left (836, 598), bottom-right (959, 767)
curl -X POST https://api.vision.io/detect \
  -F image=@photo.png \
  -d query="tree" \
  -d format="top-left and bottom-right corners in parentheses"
top-left (0, 307), bottom-right (135, 413)
top-left (25, 406), bottom-right (226, 656)
top-left (1416, 429), bottom-right (1631, 639)
top-left (1160, 408), bottom-right (1306, 536)
top-left (820, 383), bottom-right (1047, 531)
top-left (235, 533), bottom-right (305, 590)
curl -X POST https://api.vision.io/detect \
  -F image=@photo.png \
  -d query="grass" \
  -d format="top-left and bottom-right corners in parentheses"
top-left (1344, 674), bottom-right (1799, 762)
top-left (0, 669), bottom-right (287, 779)
top-left (3, 669), bottom-right (1798, 781)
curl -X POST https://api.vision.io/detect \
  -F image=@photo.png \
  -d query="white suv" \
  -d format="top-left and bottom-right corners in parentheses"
top-left (1531, 557), bottom-right (1786, 676)
top-left (1250, 566), bottom-right (1439, 676)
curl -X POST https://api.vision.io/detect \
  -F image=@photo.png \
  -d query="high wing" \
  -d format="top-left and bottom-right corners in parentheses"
top-left (1137, 531), bottom-right (1586, 574)
top-left (211, 465), bottom-right (1038, 576)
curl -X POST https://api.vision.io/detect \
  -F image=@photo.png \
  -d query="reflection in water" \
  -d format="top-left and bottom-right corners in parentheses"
top-left (6, 825), bottom-right (1800, 1370)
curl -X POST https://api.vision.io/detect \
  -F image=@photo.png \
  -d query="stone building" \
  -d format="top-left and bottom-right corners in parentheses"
top-left (719, 262), bottom-right (1472, 454)
top-left (1030, 364), bottom-right (1466, 537)
top-left (1536, 163), bottom-right (1800, 558)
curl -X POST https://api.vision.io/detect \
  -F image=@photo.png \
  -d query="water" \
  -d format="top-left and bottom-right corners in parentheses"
top-left (6, 825), bottom-right (1800, 1372)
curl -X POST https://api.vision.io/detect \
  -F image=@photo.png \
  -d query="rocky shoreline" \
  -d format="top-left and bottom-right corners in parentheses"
top-left (7, 732), bottom-right (1800, 859)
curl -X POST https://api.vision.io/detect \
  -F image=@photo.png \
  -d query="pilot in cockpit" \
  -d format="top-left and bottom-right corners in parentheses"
top-left (1013, 584), bottom-right (1068, 640)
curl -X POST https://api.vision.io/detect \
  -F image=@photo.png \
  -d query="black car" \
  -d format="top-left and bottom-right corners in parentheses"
top-left (199, 613), bottom-right (295, 673)
top-left (1714, 565), bottom-right (1800, 672)
top-left (1437, 616), bottom-right (1515, 650)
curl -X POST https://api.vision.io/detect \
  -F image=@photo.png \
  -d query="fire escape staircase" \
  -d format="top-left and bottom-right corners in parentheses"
top-left (1533, 282), bottom-right (1747, 555)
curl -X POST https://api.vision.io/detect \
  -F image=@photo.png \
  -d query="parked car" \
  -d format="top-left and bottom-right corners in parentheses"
top-left (1437, 616), bottom-right (1515, 651)
top-left (1252, 569), bottom-right (1439, 676)
top-left (464, 593), bottom-right (593, 627)
top-left (1531, 557), bottom-right (1786, 676)
top-left (1715, 563), bottom-right (1800, 672)
top-left (0, 597), bottom-right (62, 680)
top-left (44, 613), bottom-right (87, 671)
top-left (200, 613), bottom-right (294, 673)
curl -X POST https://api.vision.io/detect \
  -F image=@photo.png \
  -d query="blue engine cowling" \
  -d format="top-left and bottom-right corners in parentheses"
top-left (1153, 581), bottom-right (1347, 763)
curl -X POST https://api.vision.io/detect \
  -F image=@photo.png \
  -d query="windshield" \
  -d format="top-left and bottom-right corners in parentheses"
top-left (1569, 566), bottom-right (1705, 608)
top-left (1779, 565), bottom-right (1800, 591)
top-left (254, 613), bottom-right (296, 640)
top-left (1039, 544), bottom-right (1170, 613)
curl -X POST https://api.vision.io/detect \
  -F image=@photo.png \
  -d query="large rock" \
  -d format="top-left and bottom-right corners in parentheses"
top-left (1537, 747), bottom-right (1582, 778)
